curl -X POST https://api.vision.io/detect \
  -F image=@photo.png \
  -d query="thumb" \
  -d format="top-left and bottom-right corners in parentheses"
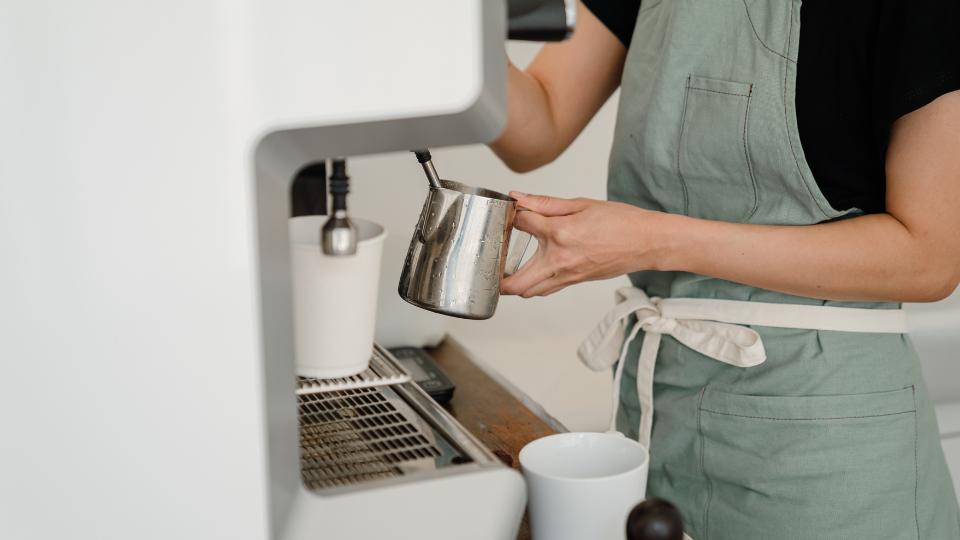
top-left (509, 192), bottom-right (590, 217)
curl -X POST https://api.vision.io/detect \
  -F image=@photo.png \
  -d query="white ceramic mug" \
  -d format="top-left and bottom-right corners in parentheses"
top-left (519, 432), bottom-right (649, 540)
top-left (289, 216), bottom-right (387, 378)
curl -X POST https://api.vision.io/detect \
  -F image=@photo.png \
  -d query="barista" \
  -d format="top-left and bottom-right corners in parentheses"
top-left (493, 0), bottom-right (960, 538)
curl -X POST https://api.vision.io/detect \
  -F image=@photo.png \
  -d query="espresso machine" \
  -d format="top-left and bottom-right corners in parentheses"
top-left (0, 1), bottom-right (573, 539)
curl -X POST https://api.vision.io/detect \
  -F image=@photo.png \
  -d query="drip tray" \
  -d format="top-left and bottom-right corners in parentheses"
top-left (299, 386), bottom-right (447, 489)
top-left (298, 345), bottom-right (499, 494)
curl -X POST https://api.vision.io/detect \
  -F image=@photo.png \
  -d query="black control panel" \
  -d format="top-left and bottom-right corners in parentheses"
top-left (389, 347), bottom-right (456, 405)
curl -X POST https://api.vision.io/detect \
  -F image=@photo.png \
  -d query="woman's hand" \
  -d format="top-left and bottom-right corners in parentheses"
top-left (501, 193), bottom-right (674, 297)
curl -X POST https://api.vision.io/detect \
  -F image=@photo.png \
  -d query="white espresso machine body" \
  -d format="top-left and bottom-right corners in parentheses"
top-left (0, 1), bottom-right (525, 539)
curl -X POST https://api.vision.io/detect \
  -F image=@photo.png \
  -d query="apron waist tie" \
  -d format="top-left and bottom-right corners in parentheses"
top-left (577, 287), bottom-right (911, 448)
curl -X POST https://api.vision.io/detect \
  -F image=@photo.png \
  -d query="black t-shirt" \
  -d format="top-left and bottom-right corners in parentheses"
top-left (584, 0), bottom-right (960, 214)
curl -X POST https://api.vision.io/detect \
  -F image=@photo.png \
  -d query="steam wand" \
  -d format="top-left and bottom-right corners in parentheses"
top-left (412, 149), bottom-right (443, 190)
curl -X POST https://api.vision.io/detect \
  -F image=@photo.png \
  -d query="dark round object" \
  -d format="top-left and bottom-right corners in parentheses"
top-left (625, 498), bottom-right (685, 540)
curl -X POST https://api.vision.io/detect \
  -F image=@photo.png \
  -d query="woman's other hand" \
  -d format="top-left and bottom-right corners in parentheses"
top-left (501, 193), bottom-right (675, 297)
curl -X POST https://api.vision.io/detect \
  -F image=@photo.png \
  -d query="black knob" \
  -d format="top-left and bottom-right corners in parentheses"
top-left (412, 149), bottom-right (432, 164)
top-left (507, 0), bottom-right (574, 42)
top-left (329, 157), bottom-right (350, 211)
top-left (626, 498), bottom-right (685, 540)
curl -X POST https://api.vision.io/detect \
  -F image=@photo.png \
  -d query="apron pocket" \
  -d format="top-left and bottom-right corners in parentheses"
top-left (696, 386), bottom-right (919, 540)
top-left (677, 75), bottom-right (758, 223)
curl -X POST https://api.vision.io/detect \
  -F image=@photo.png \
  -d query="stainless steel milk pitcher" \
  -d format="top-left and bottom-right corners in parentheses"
top-left (399, 180), bottom-right (530, 319)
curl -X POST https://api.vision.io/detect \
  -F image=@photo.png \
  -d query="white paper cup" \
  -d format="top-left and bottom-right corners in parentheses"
top-left (289, 216), bottom-right (386, 378)
top-left (519, 432), bottom-right (648, 540)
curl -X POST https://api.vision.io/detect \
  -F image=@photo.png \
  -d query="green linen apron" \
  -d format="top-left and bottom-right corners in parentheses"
top-left (587, 0), bottom-right (960, 538)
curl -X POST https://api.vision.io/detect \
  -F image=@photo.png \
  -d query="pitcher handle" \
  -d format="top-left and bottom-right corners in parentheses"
top-left (504, 208), bottom-right (533, 277)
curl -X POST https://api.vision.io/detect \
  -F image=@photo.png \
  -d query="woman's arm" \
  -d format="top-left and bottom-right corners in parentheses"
top-left (501, 91), bottom-right (960, 302)
top-left (491, 0), bottom-right (626, 172)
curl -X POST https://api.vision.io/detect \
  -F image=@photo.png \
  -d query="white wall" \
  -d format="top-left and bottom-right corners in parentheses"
top-left (347, 43), bottom-right (960, 434)
top-left (905, 297), bottom-right (960, 404)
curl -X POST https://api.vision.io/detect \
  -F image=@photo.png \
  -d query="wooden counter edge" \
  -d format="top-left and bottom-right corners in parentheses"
top-left (425, 337), bottom-right (557, 540)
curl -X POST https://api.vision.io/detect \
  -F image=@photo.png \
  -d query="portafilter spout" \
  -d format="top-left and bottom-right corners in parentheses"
top-left (412, 149), bottom-right (444, 191)
top-left (320, 158), bottom-right (358, 256)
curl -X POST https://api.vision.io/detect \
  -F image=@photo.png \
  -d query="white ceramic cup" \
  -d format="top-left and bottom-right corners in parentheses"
top-left (519, 432), bottom-right (649, 540)
top-left (288, 216), bottom-right (387, 378)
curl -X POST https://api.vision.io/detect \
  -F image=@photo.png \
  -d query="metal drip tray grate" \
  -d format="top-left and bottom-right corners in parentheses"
top-left (299, 385), bottom-right (450, 490)
top-left (297, 346), bottom-right (410, 395)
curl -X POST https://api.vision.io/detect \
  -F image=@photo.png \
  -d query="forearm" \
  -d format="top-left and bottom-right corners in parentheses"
top-left (489, 1), bottom-right (626, 172)
top-left (660, 212), bottom-right (960, 303)
top-left (490, 62), bottom-right (563, 172)
top-left (502, 91), bottom-right (960, 301)
top-left (657, 91), bottom-right (960, 303)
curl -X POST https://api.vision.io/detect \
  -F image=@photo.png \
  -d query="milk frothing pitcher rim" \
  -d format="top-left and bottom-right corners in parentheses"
top-left (431, 179), bottom-right (518, 204)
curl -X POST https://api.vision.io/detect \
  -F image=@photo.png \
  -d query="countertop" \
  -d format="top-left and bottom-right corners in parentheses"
top-left (445, 280), bottom-right (622, 433)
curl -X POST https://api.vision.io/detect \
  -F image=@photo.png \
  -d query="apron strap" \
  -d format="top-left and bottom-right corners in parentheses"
top-left (579, 287), bottom-right (910, 448)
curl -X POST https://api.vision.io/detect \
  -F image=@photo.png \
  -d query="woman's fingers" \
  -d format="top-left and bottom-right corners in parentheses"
top-left (514, 209), bottom-right (550, 239)
top-left (521, 274), bottom-right (572, 297)
top-left (501, 250), bottom-right (556, 297)
top-left (510, 192), bottom-right (591, 217)
top-left (501, 194), bottom-right (608, 297)
top-left (503, 209), bottom-right (559, 296)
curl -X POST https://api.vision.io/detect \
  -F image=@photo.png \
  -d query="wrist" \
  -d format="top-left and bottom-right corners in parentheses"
top-left (640, 211), bottom-right (699, 273)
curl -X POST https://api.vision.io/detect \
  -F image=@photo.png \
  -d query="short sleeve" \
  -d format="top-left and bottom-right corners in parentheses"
top-left (874, 0), bottom-right (960, 148)
top-left (582, 0), bottom-right (642, 47)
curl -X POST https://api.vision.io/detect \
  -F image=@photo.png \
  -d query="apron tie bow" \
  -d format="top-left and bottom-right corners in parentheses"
top-left (642, 313), bottom-right (677, 335)
top-left (578, 287), bottom-right (767, 447)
